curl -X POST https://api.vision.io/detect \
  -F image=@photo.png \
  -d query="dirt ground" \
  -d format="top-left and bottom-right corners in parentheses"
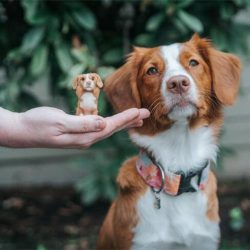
top-left (0, 179), bottom-right (249, 250)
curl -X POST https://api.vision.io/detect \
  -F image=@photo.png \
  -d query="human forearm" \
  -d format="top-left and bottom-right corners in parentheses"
top-left (0, 107), bottom-right (28, 147)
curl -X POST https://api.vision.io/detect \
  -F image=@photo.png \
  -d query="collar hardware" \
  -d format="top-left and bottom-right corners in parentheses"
top-left (136, 150), bottom-right (210, 202)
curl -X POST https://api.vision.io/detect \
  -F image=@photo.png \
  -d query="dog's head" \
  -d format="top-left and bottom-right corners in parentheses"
top-left (73, 73), bottom-right (103, 97)
top-left (105, 34), bottom-right (241, 133)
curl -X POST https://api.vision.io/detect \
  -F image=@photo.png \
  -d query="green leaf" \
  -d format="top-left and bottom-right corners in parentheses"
top-left (176, 0), bottom-right (194, 8)
top-left (82, 185), bottom-right (100, 204)
top-left (172, 17), bottom-right (188, 34)
top-left (232, 0), bottom-right (245, 6)
top-left (59, 64), bottom-right (86, 88)
top-left (71, 7), bottom-right (96, 31)
top-left (70, 64), bottom-right (86, 76)
top-left (146, 13), bottom-right (164, 31)
top-left (71, 47), bottom-right (88, 62)
top-left (7, 48), bottom-right (24, 62)
top-left (211, 28), bottom-right (228, 50)
top-left (47, 18), bottom-right (60, 43)
top-left (102, 48), bottom-right (123, 64)
top-left (75, 175), bottom-right (97, 192)
top-left (97, 66), bottom-right (115, 80)
top-left (36, 244), bottom-right (47, 250)
top-left (177, 10), bottom-right (203, 32)
top-left (21, 27), bottom-right (45, 54)
top-left (152, 0), bottom-right (170, 8)
top-left (220, 5), bottom-right (234, 20)
top-left (55, 43), bottom-right (74, 72)
top-left (30, 45), bottom-right (48, 76)
top-left (21, 0), bottom-right (48, 25)
top-left (134, 34), bottom-right (153, 46)
top-left (104, 181), bottom-right (116, 200)
top-left (7, 81), bottom-right (20, 100)
top-left (97, 91), bottom-right (107, 115)
top-left (18, 91), bottom-right (40, 109)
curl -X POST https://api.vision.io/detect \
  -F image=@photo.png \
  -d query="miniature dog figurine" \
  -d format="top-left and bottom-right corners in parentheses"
top-left (72, 73), bottom-right (103, 115)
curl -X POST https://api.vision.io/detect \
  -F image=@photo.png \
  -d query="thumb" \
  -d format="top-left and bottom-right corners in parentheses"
top-left (63, 114), bottom-right (106, 133)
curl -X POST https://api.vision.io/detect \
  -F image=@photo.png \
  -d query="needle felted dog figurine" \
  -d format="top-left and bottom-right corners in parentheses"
top-left (72, 73), bottom-right (103, 116)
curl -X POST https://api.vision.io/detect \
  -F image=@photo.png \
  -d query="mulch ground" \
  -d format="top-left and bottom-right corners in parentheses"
top-left (0, 179), bottom-right (249, 250)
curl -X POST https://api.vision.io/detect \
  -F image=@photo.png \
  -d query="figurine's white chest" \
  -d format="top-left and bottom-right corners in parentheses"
top-left (80, 92), bottom-right (97, 110)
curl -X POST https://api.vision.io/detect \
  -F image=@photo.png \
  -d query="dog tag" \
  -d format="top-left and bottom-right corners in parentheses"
top-left (153, 192), bottom-right (161, 209)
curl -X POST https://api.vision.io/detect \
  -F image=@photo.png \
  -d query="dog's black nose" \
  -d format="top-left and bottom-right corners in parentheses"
top-left (167, 75), bottom-right (190, 94)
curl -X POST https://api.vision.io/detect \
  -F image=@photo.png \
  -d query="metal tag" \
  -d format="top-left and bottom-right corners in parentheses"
top-left (153, 192), bottom-right (161, 209)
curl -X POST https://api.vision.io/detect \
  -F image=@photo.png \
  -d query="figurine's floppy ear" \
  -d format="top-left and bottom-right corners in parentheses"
top-left (94, 74), bottom-right (104, 88)
top-left (72, 76), bottom-right (80, 90)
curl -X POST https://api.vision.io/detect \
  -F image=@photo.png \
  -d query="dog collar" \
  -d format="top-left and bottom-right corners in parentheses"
top-left (136, 150), bottom-right (210, 201)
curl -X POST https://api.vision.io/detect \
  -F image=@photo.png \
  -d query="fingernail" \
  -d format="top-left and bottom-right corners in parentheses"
top-left (138, 120), bottom-right (143, 126)
top-left (135, 120), bottom-right (143, 127)
top-left (95, 119), bottom-right (105, 130)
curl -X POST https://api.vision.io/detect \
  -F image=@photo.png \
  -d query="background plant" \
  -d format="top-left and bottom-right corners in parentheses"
top-left (1, 0), bottom-right (250, 204)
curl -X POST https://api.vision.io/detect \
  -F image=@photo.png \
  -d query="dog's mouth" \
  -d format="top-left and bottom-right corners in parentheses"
top-left (147, 96), bottom-right (198, 122)
top-left (167, 98), bottom-right (197, 113)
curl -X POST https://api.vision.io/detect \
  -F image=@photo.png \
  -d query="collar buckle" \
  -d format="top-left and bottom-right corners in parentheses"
top-left (136, 150), bottom-right (210, 197)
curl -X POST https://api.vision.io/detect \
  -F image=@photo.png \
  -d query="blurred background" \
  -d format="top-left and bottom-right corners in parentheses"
top-left (0, 0), bottom-right (250, 249)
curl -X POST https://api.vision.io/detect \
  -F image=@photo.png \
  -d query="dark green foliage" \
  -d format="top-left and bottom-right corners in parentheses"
top-left (1, 0), bottom-right (250, 204)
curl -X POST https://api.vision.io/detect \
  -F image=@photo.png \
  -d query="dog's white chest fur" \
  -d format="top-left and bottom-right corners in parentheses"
top-left (130, 123), bottom-right (220, 249)
top-left (132, 190), bottom-right (219, 250)
top-left (80, 92), bottom-right (97, 110)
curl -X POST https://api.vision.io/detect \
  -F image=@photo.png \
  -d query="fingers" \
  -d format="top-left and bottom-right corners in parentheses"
top-left (105, 108), bottom-right (140, 130)
top-left (57, 108), bottom-right (150, 149)
top-left (83, 108), bottom-right (150, 144)
top-left (128, 120), bottom-right (143, 128)
top-left (104, 108), bottom-right (150, 132)
top-left (138, 108), bottom-right (151, 120)
top-left (61, 108), bottom-right (148, 135)
top-left (62, 114), bottom-right (106, 133)
top-left (127, 108), bottom-right (150, 128)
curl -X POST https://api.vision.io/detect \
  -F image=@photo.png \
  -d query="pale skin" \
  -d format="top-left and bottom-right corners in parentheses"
top-left (0, 107), bottom-right (150, 149)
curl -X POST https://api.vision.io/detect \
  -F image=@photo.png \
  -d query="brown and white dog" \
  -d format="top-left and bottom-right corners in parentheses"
top-left (72, 73), bottom-right (103, 116)
top-left (97, 34), bottom-right (241, 250)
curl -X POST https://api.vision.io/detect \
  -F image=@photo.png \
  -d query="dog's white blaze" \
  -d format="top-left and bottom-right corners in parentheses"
top-left (160, 44), bottom-right (198, 120)
top-left (130, 123), bottom-right (219, 249)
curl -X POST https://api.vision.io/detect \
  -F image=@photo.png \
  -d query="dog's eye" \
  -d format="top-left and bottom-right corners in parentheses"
top-left (189, 59), bottom-right (199, 67)
top-left (147, 67), bottom-right (158, 75)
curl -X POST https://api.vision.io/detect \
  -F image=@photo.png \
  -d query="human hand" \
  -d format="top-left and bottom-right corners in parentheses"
top-left (17, 107), bottom-right (150, 149)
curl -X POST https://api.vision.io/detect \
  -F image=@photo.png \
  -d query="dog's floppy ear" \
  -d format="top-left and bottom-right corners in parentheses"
top-left (190, 34), bottom-right (241, 106)
top-left (104, 48), bottom-right (145, 112)
top-left (94, 73), bottom-right (104, 88)
top-left (208, 48), bottom-right (241, 105)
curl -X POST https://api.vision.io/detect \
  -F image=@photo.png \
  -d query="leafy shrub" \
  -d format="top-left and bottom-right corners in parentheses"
top-left (1, 0), bottom-right (250, 204)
